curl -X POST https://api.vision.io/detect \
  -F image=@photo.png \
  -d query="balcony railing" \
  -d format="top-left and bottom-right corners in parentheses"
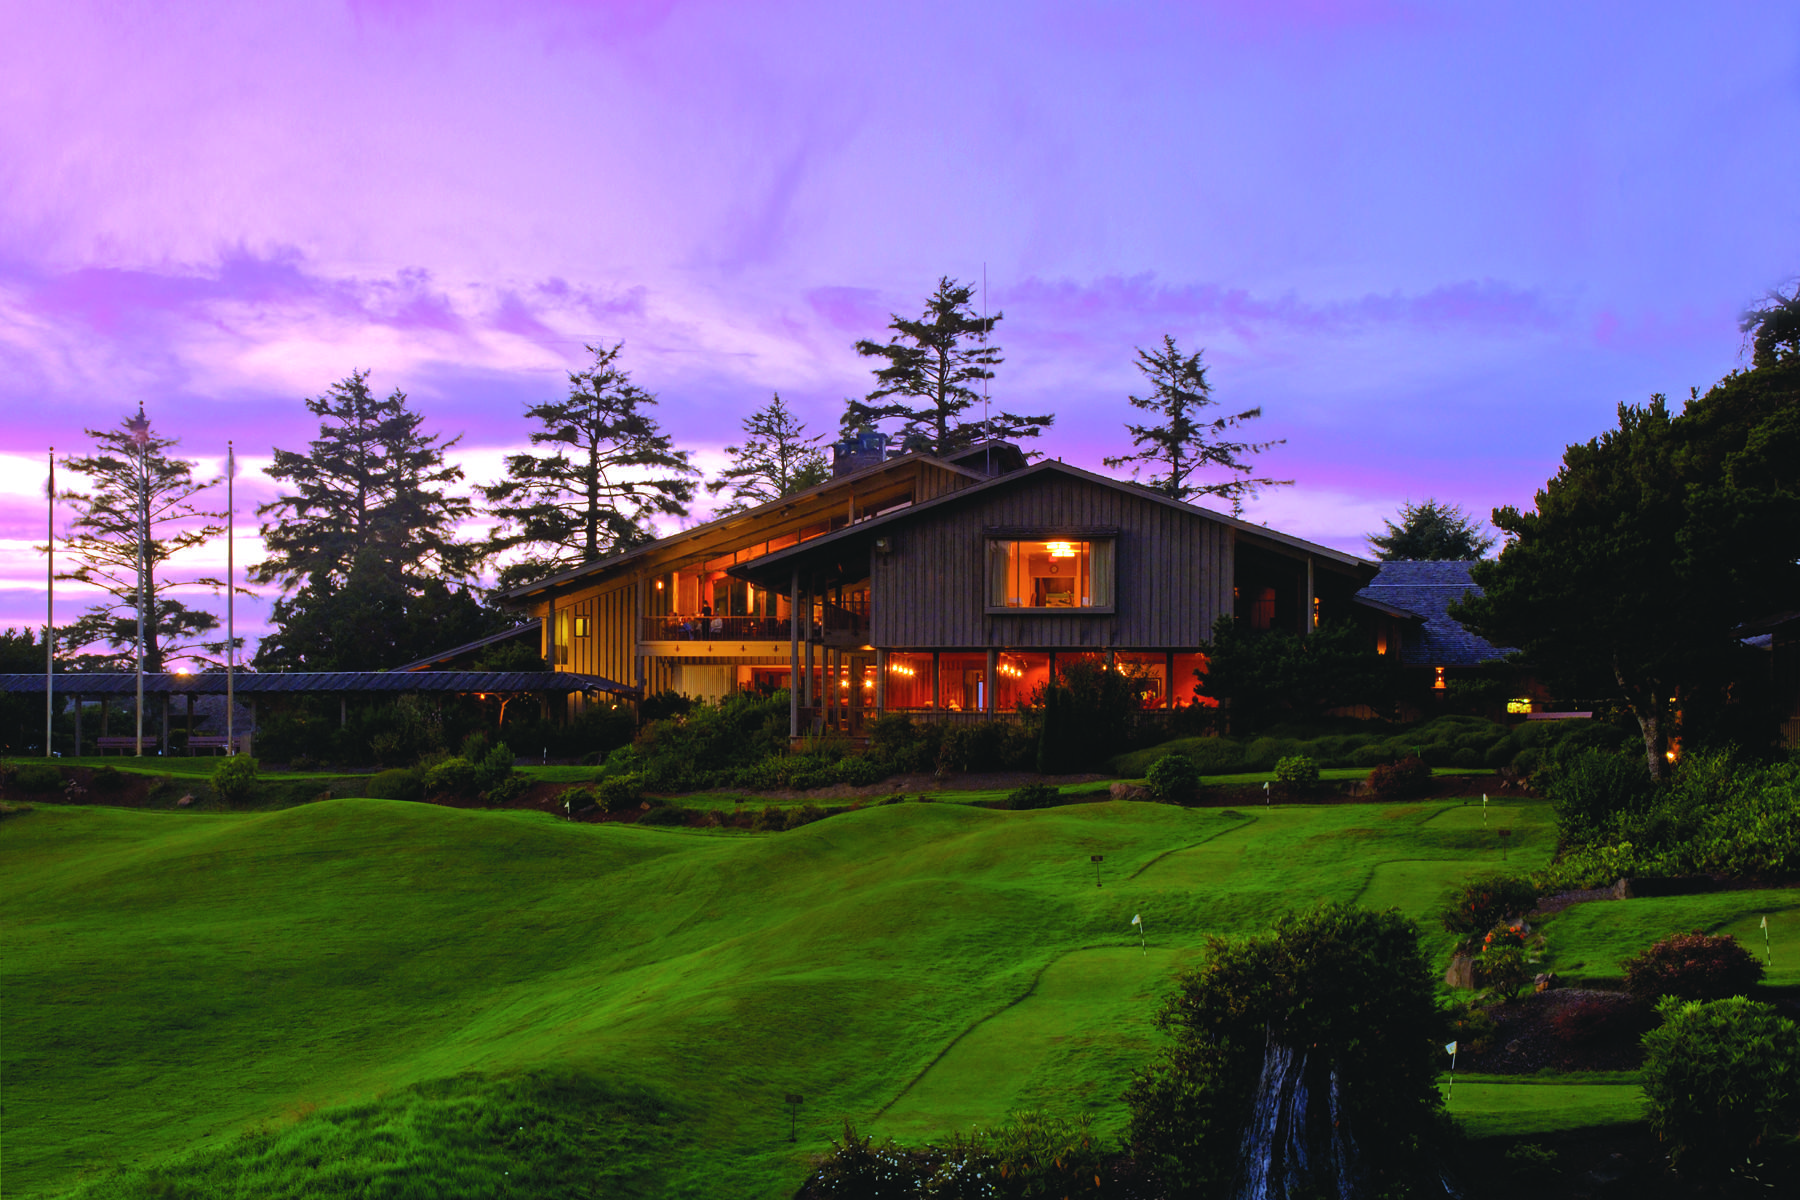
top-left (642, 615), bottom-right (794, 642)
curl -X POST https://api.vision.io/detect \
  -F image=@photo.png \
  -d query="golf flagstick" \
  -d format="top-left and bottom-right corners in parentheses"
top-left (1445, 1040), bottom-right (1458, 1102)
top-left (1762, 915), bottom-right (1773, 965)
top-left (1131, 912), bottom-right (1145, 955)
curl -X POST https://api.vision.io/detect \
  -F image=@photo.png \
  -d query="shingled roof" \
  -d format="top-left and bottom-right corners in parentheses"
top-left (1356, 561), bottom-right (1513, 668)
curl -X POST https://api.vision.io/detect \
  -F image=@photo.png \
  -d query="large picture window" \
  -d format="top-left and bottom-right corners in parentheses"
top-left (987, 538), bottom-right (1115, 610)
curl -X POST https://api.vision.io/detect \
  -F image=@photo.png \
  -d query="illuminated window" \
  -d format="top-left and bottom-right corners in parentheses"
top-left (987, 539), bottom-right (1115, 610)
top-left (573, 616), bottom-right (591, 637)
top-left (1433, 666), bottom-right (1446, 690)
top-left (1506, 697), bottom-right (1532, 714)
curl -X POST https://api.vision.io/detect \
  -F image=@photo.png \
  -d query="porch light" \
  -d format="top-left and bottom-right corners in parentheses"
top-left (1046, 540), bottom-right (1076, 558)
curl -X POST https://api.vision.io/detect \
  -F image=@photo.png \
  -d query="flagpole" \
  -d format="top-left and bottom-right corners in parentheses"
top-left (45, 447), bottom-right (54, 758)
top-left (226, 442), bottom-right (235, 755)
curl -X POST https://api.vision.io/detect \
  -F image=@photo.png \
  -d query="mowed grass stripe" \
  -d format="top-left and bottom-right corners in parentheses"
top-left (8, 794), bottom-right (1570, 1197)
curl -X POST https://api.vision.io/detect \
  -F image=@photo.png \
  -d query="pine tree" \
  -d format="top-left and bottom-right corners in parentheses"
top-left (482, 342), bottom-right (697, 590)
top-left (707, 393), bottom-right (829, 513)
top-left (1367, 500), bottom-right (1496, 560)
top-left (56, 408), bottom-right (227, 672)
top-left (252, 370), bottom-right (480, 591)
top-left (844, 276), bottom-right (1052, 454)
top-left (1102, 336), bottom-right (1290, 515)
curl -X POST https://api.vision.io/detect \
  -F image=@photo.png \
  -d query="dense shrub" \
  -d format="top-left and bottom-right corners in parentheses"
top-left (1125, 902), bottom-right (1446, 1197)
top-left (596, 774), bottom-right (643, 813)
top-left (1145, 753), bottom-right (1201, 803)
top-left (1366, 755), bottom-right (1431, 800)
top-left (1549, 993), bottom-right (1652, 1047)
top-left (1475, 922), bottom-right (1540, 1001)
top-left (784, 803), bottom-right (829, 830)
top-left (798, 1113), bottom-right (1120, 1200)
top-left (1274, 754), bottom-right (1319, 790)
top-left (1003, 783), bottom-right (1058, 811)
top-left (1546, 749), bottom-right (1658, 844)
top-left (1641, 996), bottom-right (1800, 1174)
top-left (1441, 874), bottom-right (1539, 939)
top-left (637, 690), bottom-right (694, 723)
top-left (1623, 931), bottom-right (1765, 1003)
top-left (751, 804), bottom-right (788, 832)
top-left (636, 804), bottom-right (690, 827)
top-left (12, 763), bottom-right (62, 793)
top-left (1034, 660), bottom-right (1143, 773)
top-left (423, 756), bottom-right (479, 796)
top-left (558, 784), bottom-right (601, 816)
top-left (210, 756), bottom-right (259, 804)
top-left (365, 767), bottom-right (424, 802)
top-left (481, 773), bottom-right (532, 805)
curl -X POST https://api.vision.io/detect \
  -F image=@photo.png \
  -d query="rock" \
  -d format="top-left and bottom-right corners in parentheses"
top-left (1444, 953), bottom-right (1475, 990)
top-left (1611, 877), bottom-right (1634, 899)
top-left (176, 794), bottom-right (193, 807)
top-left (1534, 972), bottom-right (1560, 993)
top-left (1110, 782), bottom-right (1154, 802)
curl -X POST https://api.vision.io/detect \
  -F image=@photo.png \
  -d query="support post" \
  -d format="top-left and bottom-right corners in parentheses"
top-left (161, 692), bottom-right (170, 756)
top-left (985, 649), bottom-right (997, 715)
top-left (340, 697), bottom-right (347, 729)
top-left (1165, 651), bottom-right (1175, 710)
top-left (875, 648), bottom-right (888, 716)
top-left (101, 696), bottom-right (111, 737)
top-left (73, 695), bottom-right (82, 755)
top-left (1305, 556), bottom-right (1316, 636)
top-left (790, 569), bottom-right (801, 738)
top-left (930, 651), bottom-right (940, 713)
top-left (185, 693), bottom-right (194, 754)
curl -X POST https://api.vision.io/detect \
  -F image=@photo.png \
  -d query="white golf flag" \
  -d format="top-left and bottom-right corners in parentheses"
top-left (1445, 1041), bottom-right (1458, 1056)
top-left (1762, 916), bottom-right (1769, 930)
top-left (1131, 913), bottom-right (1142, 927)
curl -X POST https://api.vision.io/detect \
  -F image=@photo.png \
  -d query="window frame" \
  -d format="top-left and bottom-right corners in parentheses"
top-left (982, 527), bottom-right (1119, 615)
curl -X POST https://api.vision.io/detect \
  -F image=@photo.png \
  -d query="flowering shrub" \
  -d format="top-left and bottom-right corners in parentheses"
top-left (1476, 921), bottom-right (1543, 1001)
top-left (1365, 755), bottom-right (1430, 800)
top-left (1622, 931), bottom-right (1764, 1003)
top-left (1441, 874), bottom-right (1539, 940)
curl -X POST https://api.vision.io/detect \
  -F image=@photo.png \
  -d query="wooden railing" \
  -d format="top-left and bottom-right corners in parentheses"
top-left (642, 615), bottom-right (794, 642)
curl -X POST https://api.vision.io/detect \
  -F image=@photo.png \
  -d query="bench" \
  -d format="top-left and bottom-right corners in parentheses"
top-left (96, 736), bottom-right (160, 755)
top-left (185, 735), bottom-right (247, 756)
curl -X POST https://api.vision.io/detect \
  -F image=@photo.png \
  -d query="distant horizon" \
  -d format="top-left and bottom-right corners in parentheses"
top-left (4, 1), bottom-right (1795, 663)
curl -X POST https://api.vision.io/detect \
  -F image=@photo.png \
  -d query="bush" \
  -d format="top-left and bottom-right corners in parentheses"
top-left (474, 742), bottom-right (516, 793)
top-left (784, 802), bottom-right (828, 830)
top-left (1441, 874), bottom-right (1539, 938)
top-left (1476, 922), bottom-right (1540, 1001)
top-left (1125, 902), bottom-right (1446, 1197)
top-left (596, 774), bottom-right (643, 813)
top-left (423, 756), bottom-right (478, 796)
top-left (1350, 743), bottom-right (1399, 769)
top-left (637, 690), bottom-right (694, 722)
top-left (1365, 755), bottom-right (1431, 800)
top-left (1274, 754), bottom-right (1319, 790)
top-left (12, 763), bottom-right (62, 793)
top-left (365, 768), bottom-right (424, 802)
top-left (1549, 993), bottom-right (1652, 1047)
top-left (1623, 931), bottom-right (1765, 1003)
top-left (636, 804), bottom-right (689, 827)
top-left (1146, 752), bottom-right (1201, 804)
top-left (557, 784), bottom-right (601, 816)
top-left (1003, 783), bottom-right (1058, 811)
top-left (481, 773), bottom-right (532, 805)
top-left (1642, 996), bottom-right (1800, 1174)
top-left (210, 755), bottom-right (259, 804)
top-left (752, 804), bottom-right (789, 831)
top-left (1545, 749), bottom-right (1657, 843)
top-left (88, 764), bottom-right (126, 792)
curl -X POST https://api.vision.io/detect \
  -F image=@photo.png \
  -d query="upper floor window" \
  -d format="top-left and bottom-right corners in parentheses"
top-left (987, 538), bottom-right (1115, 610)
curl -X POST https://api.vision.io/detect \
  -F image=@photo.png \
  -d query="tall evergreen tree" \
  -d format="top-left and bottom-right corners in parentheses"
top-left (253, 370), bottom-right (480, 591)
top-left (707, 393), bottom-right (829, 513)
top-left (844, 276), bottom-right (1052, 454)
top-left (482, 342), bottom-right (696, 590)
top-left (1367, 499), bottom-right (1496, 560)
top-left (57, 408), bottom-right (227, 672)
top-left (1102, 336), bottom-right (1290, 515)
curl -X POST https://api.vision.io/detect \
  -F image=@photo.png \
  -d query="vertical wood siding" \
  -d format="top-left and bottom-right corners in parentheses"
top-left (870, 475), bottom-right (1236, 649)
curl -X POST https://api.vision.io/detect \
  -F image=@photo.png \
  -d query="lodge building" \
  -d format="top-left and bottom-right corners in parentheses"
top-left (503, 436), bottom-right (1385, 737)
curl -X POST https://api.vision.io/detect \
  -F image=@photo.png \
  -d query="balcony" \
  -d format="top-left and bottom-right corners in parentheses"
top-left (639, 599), bottom-right (869, 647)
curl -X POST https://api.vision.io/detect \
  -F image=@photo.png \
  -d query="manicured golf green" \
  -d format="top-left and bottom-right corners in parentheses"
top-left (1440, 1073), bottom-right (1646, 1136)
top-left (3, 792), bottom-right (1600, 1198)
top-left (1537, 888), bottom-right (1800, 987)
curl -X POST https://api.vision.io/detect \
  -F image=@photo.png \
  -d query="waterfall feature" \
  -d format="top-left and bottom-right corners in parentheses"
top-left (1231, 1042), bottom-right (1361, 1200)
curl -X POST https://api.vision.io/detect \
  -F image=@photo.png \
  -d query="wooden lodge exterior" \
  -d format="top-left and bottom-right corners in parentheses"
top-left (504, 438), bottom-right (1384, 737)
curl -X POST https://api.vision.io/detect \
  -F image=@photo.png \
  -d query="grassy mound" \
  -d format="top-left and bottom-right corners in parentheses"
top-left (53, 1072), bottom-right (685, 1199)
top-left (14, 790), bottom-right (1778, 1197)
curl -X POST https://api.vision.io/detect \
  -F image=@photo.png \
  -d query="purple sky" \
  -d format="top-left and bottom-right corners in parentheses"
top-left (3, 1), bottom-right (1797, 661)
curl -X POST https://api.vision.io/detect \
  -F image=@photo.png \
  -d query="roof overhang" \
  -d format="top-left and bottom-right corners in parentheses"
top-left (0, 671), bottom-right (637, 698)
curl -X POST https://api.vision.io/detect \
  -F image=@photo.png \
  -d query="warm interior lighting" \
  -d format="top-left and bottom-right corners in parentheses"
top-left (1045, 540), bottom-right (1076, 558)
top-left (1433, 666), bottom-right (1447, 690)
top-left (655, 579), bottom-right (664, 589)
top-left (1506, 698), bottom-right (1532, 715)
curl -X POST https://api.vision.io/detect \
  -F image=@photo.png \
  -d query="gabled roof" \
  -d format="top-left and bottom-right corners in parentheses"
top-left (1356, 560), bottom-right (1513, 667)
top-left (501, 446), bottom-right (989, 601)
top-left (728, 457), bottom-right (1372, 588)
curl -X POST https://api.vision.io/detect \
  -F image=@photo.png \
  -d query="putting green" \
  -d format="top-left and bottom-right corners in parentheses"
top-left (1441, 1073), bottom-right (1645, 1136)
top-left (1538, 888), bottom-right (1800, 986)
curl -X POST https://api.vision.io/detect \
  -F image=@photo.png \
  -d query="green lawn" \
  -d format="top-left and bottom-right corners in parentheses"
top-left (1537, 888), bottom-right (1800, 987)
top-left (2, 791), bottom-right (1616, 1198)
top-left (1441, 1073), bottom-right (1646, 1137)
top-left (35, 754), bottom-right (356, 781)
